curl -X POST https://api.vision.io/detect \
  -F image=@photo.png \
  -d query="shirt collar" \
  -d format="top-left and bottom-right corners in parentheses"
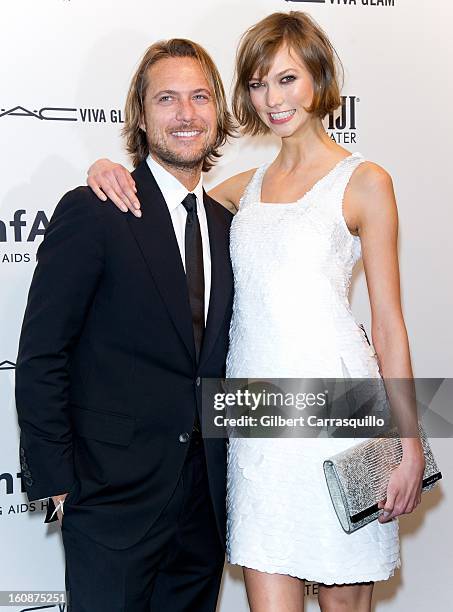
top-left (146, 154), bottom-right (204, 212)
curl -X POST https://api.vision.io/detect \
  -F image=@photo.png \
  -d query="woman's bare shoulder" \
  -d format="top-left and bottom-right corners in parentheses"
top-left (208, 168), bottom-right (258, 213)
top-left (349, 161), bottom-right (394, 195)
top-left (345, 160), bottom-right (397, 232)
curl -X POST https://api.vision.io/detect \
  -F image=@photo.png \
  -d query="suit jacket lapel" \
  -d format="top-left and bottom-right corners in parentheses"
top-left (199, 192), bottom-right (233, 369)
top-left (126, 160), bottom-right (196, 362)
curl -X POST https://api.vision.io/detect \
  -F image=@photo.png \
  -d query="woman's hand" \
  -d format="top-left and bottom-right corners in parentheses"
top-left (87, 158), bottom-right (142, 217)
top-left (378, 446), bottom-right (425, 522)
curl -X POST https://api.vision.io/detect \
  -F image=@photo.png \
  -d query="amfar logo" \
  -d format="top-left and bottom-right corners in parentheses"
top-left (286, 0), bottom-right (395, 6)
top-left (0, 210), bottom-right (49, 243)
top-left (0, 469), bottom-right (50, 518)
top-left (0, 471), bottom-right (25, 496)
top-left (0, 210), bottom-right (49, 263)
top-left (0, 105), bottom-right (124, 123)
top-left (325, 95), bottom-right (359, 144)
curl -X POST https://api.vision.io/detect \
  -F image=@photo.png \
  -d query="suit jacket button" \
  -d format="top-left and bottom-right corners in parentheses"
top-left (23, 470), bottom-right (32, 478)
top-left (179, 432), bottom-right (190, 443)
top-left (21, 462), bottom-right (29, 470)
top-left (25, 478), bottom-right (33, 486)
top-left (196, 377), bottom-right (201, 386)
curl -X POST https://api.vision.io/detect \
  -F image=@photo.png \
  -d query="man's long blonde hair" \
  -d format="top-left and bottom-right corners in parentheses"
top-left (122, 38), bottom-right (236, 172)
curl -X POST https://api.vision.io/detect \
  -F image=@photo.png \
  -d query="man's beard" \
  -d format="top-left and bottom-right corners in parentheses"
top-left (146, 125), bottom-right (215, 172)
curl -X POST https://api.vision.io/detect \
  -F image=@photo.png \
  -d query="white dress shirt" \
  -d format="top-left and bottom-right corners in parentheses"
top-left (146, 154), bottom-right (211, 323)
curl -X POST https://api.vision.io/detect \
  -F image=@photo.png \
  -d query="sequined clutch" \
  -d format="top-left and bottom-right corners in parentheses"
top-left (323, 424), bottom-right (442, 533)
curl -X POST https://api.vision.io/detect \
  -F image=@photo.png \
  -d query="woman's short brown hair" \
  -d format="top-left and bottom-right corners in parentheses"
top-left (122, 38), bottom-right (236, 171)
top-left (232, 11), bottom-right (343, 135)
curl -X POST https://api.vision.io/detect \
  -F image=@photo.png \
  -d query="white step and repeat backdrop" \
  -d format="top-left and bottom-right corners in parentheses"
top-left (1, 0), bottom-right (452, 610)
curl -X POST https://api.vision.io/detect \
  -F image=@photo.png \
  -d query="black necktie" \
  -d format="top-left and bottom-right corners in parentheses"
top-left (181, 193), bottom-right (205, 363)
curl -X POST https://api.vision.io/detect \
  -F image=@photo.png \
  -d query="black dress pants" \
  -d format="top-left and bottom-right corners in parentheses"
top-left (61, 437), bottom-right (225, 611)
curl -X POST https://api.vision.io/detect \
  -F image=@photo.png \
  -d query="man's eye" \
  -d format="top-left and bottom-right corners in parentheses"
top-left (159, 96), bottom-right (173, 102)
top-left (194, 94), bottom-right (209, 101)
top-left (281, 75), bottom-right (296, 84)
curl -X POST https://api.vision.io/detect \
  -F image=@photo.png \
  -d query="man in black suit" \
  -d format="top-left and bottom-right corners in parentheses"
top-left (15, 38), bottom-right (235, 611)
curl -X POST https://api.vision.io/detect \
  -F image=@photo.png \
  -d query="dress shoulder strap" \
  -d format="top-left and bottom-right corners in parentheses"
top-left (330, 152), bottom-right (367, 201)
top-left (238, 163), bottom-right (269, 209)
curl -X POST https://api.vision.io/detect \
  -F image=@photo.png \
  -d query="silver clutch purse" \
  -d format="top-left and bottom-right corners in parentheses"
top-left (323, 424), bottom-right (442, 533)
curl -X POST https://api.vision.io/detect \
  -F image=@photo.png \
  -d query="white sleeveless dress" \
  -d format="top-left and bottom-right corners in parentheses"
top-left (225, 153), bottom-right (401, 584)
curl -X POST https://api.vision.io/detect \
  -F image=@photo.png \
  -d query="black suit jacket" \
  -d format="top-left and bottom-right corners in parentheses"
top-left (15, 160), bottom-right (234, 550)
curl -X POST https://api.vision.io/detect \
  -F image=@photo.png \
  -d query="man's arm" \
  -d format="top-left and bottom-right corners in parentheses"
top-left (16, 188), bottom-right (104, 508)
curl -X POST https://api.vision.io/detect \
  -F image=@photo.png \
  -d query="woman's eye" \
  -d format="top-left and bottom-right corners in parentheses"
top-left (281, 75), bottom-right (296, 84)
top-left (248, 82), bottom-right (263, 89)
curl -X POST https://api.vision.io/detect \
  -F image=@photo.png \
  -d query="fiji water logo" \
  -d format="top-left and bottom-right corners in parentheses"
top-left (325, 96), bottom-right (359, 145)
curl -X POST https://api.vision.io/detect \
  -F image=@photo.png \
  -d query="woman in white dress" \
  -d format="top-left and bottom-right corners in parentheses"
top-left (86, 12), bottom-right (424, 612)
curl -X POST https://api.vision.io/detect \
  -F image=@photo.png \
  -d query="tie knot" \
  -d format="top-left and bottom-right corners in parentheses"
top-left (181, 193), bottom-right (197, 215)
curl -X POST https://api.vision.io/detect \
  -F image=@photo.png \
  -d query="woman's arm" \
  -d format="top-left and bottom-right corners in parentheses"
top-left (86, 158), bottom-right (257, 217)
top-left (207, 168), bottom-right (257, 214)
top-left (346, 162), bottom-right (425, 523)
